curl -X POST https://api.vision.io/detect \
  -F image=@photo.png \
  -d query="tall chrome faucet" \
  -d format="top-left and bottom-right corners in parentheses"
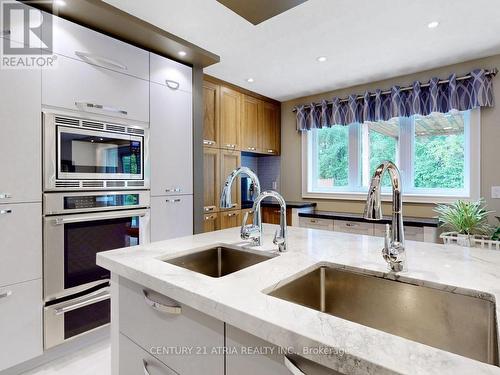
top-left (220, 167), bottom-right (263, 245)
top-left (364, 161), bottom-right (406, 272)
top-left (242, 190), bottom-right (288, 252)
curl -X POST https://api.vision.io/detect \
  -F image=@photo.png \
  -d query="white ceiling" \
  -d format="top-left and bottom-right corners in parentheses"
top-left (104, 0), bottom-right (500, 102)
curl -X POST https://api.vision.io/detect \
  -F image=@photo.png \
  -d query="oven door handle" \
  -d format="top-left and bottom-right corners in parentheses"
top-left (53, 210), bottom-right (148, 225)
top-left (54, 289), bottom-right (110, 316)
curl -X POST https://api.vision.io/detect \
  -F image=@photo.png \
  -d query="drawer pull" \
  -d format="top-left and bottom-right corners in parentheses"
top-left (0, 209), bottom-right (12, 215)
top-left (227, 213), bottom-right (237, 217)
top-left (165, 79), bottom-right (180, 90)
top-left (142, 359), bottom-right (151, 375)
top-left (166, 199), bottom-right (181, 203)
top-left (203, 140), bottom-right (215, 145)
top-left (225, 144), bottom-right (236, 149)
top-left (75, 51), bottom-right (128, 71)
top-left (1, 29), bottom-right (11, 37)
top-left (0, 290), bottom-right (12, 299)
top-left (267, 149), bottom-right (275, 153)
top-left (143, 291), bottom-right (181, 315)
top-left (204, 207), bottom-right (214, 212)
top-left (247, 147), bottom-right (256, 151)
top-left (284, 356), bottom-right (305, 375)
top-left (310, 219), bottom-right (317, 223)
top-left (54, 290), bottom-right (110, 315)
top-left (165, 188), bottom-right (182, 193)
top-left (205, 215), bottom-right (216, 220)
top-left (75, 101), bottom-right (128, 116)
top-left (0, 193), bottom-right (12, 199)
top-left (345, 223), bottom-right (357, 227)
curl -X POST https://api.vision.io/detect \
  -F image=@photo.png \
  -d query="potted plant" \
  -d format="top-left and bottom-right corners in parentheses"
top-left (434, 199), bottom-right (493, 247)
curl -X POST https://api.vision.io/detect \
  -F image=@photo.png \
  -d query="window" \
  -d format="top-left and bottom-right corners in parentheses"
top-left (303, 109), bottom-right (480, 202)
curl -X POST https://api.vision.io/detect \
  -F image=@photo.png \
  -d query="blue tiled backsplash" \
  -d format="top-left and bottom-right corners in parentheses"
top-left (241, 155), bottom-right (281, 193)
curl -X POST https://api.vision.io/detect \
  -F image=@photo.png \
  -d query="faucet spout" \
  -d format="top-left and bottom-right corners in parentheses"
top-left (364, 161), bottom-right (406, 272)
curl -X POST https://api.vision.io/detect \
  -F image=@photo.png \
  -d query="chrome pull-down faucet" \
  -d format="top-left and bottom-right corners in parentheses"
top-left (220, 167), bottom-right (262, 245)
top-left (242, 190), bottom-right (288, 252)
top-left (364, 161), bottom-right (407, 272)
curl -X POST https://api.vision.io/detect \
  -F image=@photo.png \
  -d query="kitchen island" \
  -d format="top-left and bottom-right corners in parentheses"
top-left (97, 225), bottom-right (500, 375)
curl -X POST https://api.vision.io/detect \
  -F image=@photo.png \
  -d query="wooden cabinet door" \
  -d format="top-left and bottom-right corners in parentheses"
top-left (150, 82), bottom-right (193, 196)
top-left (220, 150), bottom-right (241, 211)
top-left (220, 86), bottom-right (241, 150)
top-left (259, 101), bottom-right (280, 155)
top-left (203, 213), bottom-right (219, 233)
top-left (241, 208), bottom-right (254, 226)
top-left (203, 147), bottom-right (220, 213)
top-left (220, 210), bottom-right (242, 229)
top-left (241, 95), bottom-right (260, 152)
top-left (202, 81), bottom-right (220, 147)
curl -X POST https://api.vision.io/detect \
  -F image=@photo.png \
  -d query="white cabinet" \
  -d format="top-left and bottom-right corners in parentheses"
top-left (119, 333), bottom-right (177, 375)
top-left (299, 217), bottom-right (334, 231)
top-left (374, 223), bottom-right (425, 242)
top-left (334, 220), bottom-right (374, 235)
top-left (150, 196), bottom-right (193, 242)
top-left (119, 277), bottom-right (224, 375)
top-left (0, 279), bottom-right (42, 371)
top-left (50, 13), bottom-right (149, 80)
top-left (0, 49), bottom-right (41, 204)
top-left (150, 53), bottom-right (192, 93)
top-left (0, 203), bottom-right (42, 287)
top-left (150, 82), bottom-right (193, 196)
top-left (42, 53), bottom-right (149, 122)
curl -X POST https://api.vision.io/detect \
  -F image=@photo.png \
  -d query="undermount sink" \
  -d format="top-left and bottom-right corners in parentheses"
top-left (268, 266), bottom-right (498, 365)
top-left (164, 245), bottom-right (277, 278)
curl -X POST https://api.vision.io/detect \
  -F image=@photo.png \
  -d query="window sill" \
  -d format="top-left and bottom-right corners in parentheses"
top-left (302, 191), bottom-right (476, 204)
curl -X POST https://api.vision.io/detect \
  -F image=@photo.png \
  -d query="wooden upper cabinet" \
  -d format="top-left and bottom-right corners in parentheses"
top-left (259, 101), bottom-right (280, 155)
top-left (203, 147), bottom-right (220, 213)
top-left (202, 81), bottom-right (220, 148)
top-left (220, 149), bottom-right (241, 211)
top-left (220, 86), bottom-right (241, 151)
top-left (241, 95), bottom-right (260, 152)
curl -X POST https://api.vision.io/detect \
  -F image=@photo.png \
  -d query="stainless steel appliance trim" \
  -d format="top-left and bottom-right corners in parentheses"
top-left (54, 288), bottom-right (110, 316)
top-left (143, 290), bottom-right (181, 315)
top-left (74, 51), bottom-right (128, 72)
top-left (75, 101), bottom-right (128, 116)
top-left (53, 210), bottom-right (147, 225)
top-left (43, 208), bottom-right (150, 301)
top-left (284, 356), bottom-right (305, 375)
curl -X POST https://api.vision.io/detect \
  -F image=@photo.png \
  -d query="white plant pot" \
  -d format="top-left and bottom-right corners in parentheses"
top-left (456, 234), bottom-right (474, 247)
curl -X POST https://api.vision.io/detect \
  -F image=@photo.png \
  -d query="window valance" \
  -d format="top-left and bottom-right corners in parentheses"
top-left (294, 68), bottom-right (497, 131)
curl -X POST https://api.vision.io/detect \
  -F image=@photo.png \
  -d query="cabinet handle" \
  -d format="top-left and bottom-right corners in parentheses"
top-left (247, 147), bottom-right (256, 151)
top-left (75, 101), bottom-right (128, 116)
top-left (0, 290), bottom-right (12, 299)
top-left (74, 51), bottom-right (128, 71)
top-left (267, 149), bottom-right (275, 153)
top-left (165, 79), bottom-right (180, 90)
top-left (225, 144), bottom-right (236, 149)
top-left (143, 291), bottom-right (181, 315)
top-left (204, 207), bottom-right (214, 212)
top-left (142, 360), bottom-right (151, 375)
top-left (54, 290), bottom-right (110, 315)
top-left (165, 188), bottom-right (182, 193)
top-left (0, 209), bottom-right (12, 215)
top-left (203, 140), bottom-right (215, 146)
top-left (205, 215), bottom-right (216, 221)
top-left (1, 29), bottom-right (10, 37)
top-left (0, 193), bottom-right (12, 199)
top-left (284, 356), bottom-right (306, 375)
top-left (227, 213), bottom-right (237, 217)
top-left (310, 219), bottom-right (317, 223)
top-left (345, 223), bottom-right (357, 227)
top-left (166, 199), bottom-right (181, 203)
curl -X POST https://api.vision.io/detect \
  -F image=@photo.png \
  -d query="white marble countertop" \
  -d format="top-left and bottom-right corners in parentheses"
top-left (97, 225), bottom-right (500, 375)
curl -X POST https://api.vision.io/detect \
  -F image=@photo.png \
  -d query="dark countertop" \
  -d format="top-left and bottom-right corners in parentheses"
top-left (241, 201), bottom-right (317, 210)
top-left (299, 210), bottom-right (439, 228)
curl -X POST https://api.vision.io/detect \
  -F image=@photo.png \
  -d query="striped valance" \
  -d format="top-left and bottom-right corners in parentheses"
top-left (294, 69), bottom-right (496, 131)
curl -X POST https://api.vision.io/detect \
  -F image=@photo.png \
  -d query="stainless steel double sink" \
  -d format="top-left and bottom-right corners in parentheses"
top-left (164, 246), bottom-right (498, 366)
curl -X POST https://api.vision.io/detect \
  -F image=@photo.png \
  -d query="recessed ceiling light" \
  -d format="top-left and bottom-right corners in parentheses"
top-left (54, 0), bottom-right (66, 6)
top-left (317, 56), bottom-right (327, 62)
top-left (427, 21), bottom-right (439, 29)
top-left (178, 51), bottom-right (187, 57)
top-left (246, 78), bottom-right (254, 83)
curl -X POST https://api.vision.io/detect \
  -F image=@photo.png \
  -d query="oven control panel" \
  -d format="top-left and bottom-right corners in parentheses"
top-left (64, 194), bottom-right (140, 210)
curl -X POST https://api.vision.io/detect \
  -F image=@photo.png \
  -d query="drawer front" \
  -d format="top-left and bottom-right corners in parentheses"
top-left (150, 195), bottom-right (193, 242)
top-left (374, 224), bottom-right (425, 242)
top-left (42, 54), bottom-right (149, 122)
top-left (51, 14), bottom-right (149, 80)
top-left (119, 333), bottom-right (177, 375)
top-left (203, 212), bottom-right (219, 233)
top-left (0, 203), bottom-right (41, 287)
top-left (150, 53), bottom-right (192, 93)
top-left (0, 279), bottom-right (42, 371)
top-left (334, 220), bottom-right (374, 235)
top-left (119, 277), bottom-right (224, 375)
top-left (299, 217), bottom-right (333, 231)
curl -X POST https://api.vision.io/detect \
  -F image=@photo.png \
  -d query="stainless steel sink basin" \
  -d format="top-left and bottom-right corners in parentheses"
top-left (164, 246), bottom-right (276, 278)
top-left (268, 266), bottom-right (498, 365)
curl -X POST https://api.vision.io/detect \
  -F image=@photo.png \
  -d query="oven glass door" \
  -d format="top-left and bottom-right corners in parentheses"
top-left (64, 216), bottom-right (140, 289)
top-left (57, 126), bottom-right (143, 180)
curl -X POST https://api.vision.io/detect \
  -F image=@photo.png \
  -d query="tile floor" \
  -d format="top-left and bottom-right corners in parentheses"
top-left (22, 339), bottom-right (110, 375)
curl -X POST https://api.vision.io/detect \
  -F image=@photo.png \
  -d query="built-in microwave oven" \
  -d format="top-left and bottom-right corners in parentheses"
top-left (43, 111), bottom-right (150, 191)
